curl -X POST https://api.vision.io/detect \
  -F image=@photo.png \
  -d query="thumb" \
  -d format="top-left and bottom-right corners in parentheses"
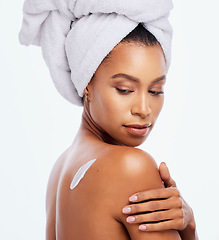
top-left (159, 162), bottom-right (176, 188)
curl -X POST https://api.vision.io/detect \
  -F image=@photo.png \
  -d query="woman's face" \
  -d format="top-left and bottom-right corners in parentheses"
top-left (86, 42), bottom-right (166, 147)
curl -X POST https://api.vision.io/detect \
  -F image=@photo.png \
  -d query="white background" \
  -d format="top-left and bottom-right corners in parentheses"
top-left (0, 0), bottom-right (218, 239)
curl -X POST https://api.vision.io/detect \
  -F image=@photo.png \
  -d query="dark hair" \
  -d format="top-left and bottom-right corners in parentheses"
top-left (102, 23), bottom-right (159, 64)
top-left (121, 23), bottom-right (158, 46)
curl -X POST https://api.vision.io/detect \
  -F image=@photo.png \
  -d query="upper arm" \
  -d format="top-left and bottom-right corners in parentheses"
top-left (92, 148), bottom-right (181, 240)
top-left (112, 148), bottom-right (165, 220)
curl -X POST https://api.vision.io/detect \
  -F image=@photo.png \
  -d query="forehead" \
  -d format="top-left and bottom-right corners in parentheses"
top-left (95, 42), bottom-right (167, 82)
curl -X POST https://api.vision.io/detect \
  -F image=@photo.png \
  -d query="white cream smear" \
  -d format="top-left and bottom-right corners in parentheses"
top-left (70, 159), bottom-right (97, 190)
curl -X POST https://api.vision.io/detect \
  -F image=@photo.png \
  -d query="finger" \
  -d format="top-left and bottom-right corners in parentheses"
top-left (123, 196), bottom-right (182, 215)
top-left (159, 162), bottom-right (170, 181)
top-left (129, 187), bottom-right (180, 203)
top-left (139, 218), bottom-right (184, 232)
top-left (126, 209), bottom-right (183, 224)
top-left (159, 162), bottom-right (176, 188)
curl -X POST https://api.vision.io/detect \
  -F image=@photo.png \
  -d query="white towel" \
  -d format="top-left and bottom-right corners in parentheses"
top-left (19, 0), bottom-right (173, 106)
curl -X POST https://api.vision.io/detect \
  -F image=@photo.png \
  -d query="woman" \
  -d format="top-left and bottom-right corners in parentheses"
top-left (19, 0), bottom-right (198, 239)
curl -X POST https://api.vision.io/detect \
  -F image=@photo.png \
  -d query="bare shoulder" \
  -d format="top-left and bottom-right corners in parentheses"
top-left (93, 146), bottom-right (164, 214)
top-left (85, 146), bottom-right (181, 240)
top-left (107, 146), bottom-right (160, 182)
top-left (56, 146), bottom-right (180, 239)
top-left (99, 145), bottom-right (158, 171)
top-left (82, 146), bottom-right (161, 192)
top-left (66, 146), bottom-right (163, 224)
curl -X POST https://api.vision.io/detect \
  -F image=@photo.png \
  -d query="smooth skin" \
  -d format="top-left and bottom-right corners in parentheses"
top-left (125, 162), bottom-right (198, 239)
top-left (46, 42), bottom-right (197, 239)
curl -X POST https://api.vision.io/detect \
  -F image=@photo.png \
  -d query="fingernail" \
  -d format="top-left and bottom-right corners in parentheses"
top-left (126, 216), bottom-right (135, 223)
top-left (129, 195), bottom-right (138, 202)
top-left (139, 225), bottom-right (147, 231)
top-left (122, 207), bottom-right (132, 214)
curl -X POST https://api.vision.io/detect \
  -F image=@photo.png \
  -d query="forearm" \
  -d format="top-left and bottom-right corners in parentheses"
top-left (179, 220), bottom-right (198, 240)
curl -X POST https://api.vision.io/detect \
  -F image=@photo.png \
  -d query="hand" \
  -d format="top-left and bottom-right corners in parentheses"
top-left (122, 162), bottom-right (196, 232)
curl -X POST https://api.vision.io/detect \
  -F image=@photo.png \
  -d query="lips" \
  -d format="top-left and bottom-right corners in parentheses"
top-left (123, 124), bottom-right (151, 136)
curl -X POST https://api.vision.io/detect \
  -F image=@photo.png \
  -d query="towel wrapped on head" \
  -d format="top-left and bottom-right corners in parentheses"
top-left (19, 0), bottom-right (173, 106)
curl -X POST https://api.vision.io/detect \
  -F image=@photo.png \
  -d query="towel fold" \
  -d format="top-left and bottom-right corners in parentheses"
top-left (19, 0), bottom-right (173, 105)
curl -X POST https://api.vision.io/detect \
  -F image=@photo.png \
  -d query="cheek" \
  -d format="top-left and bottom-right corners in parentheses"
top-left (91, 88), bottom-right (134, 133)
top-left (151, 96), bottom-right (164, 118)
top-left (89, 89), bottom-right (123, 125)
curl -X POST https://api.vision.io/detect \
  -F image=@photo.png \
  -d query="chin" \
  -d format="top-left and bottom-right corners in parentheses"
top-left (116, 136), bottom-right (148, 147)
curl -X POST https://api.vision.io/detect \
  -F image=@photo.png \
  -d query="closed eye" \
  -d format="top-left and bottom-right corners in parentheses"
top-left (149, 90), bottom-right (164, 96)
top-left (116, 88), bottom-right (134, 95)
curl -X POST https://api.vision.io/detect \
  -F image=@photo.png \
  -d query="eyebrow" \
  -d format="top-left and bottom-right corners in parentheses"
top-left (111, 73), bottom-right (166, 83)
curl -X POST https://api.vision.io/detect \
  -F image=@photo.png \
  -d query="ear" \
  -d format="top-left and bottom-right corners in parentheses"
top-left (83, 86), bottom-right (91, 103)
top-left (84, 86), bottom-right (89, 97)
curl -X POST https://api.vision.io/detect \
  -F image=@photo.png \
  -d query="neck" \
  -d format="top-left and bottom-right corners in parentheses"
top-left (80, 104), bottom-right (123, 146)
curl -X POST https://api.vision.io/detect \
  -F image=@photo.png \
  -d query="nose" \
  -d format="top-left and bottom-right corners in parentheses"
top-left (131, 93), bottom-right (151, 118)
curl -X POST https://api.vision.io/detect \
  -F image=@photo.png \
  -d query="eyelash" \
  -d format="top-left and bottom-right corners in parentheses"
top-left (116, 88), bottom-right (164, 96)
top-left (149, 90), bottom-right (164, 96)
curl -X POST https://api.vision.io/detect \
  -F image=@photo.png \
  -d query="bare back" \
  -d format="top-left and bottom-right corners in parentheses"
top-left (46, 134), bottom-right (181, 240)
